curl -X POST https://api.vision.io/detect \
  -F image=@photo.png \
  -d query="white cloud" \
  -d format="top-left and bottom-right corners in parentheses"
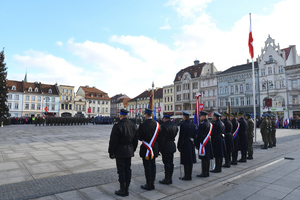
top-left (160, 25), bottom-right (171, 30)
top-left (56, 41), bottom-right (63, 46)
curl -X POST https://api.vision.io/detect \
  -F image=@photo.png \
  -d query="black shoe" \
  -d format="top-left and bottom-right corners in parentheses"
top-left (115, 189), bottom-right (128, 197)
top-left (273, 144), bottom-right (276, 147)
top-left (179, 176), bottom-right (192, 180)
top-left (268, 145), bottom-right (273, 148)
top-left (230, 161), bottom-right (237, 165)
top-left (261, 146), bottom-right (268, 149)
top-left (246, 155), bottom-right (253, 160)
top-left (159, 179), bottom-right (171, 185)
top-left (196, 173), bottom-right (209, 177)
top-left (141, 184), bottom-right (153, 190)
top-left (210, 169), bottom-right (221, 173)
top-left (238, 158), bottom-right (247, 163)
top-left (222, 164), bottom-right (230, 168)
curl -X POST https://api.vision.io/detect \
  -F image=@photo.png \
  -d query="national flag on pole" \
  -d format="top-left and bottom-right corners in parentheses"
top-left (193, 94), bottom-right (201, 127)
top-left (248, 13), bottom-right (254, 59)
top-left (148, 91), bottom-right (156, 121)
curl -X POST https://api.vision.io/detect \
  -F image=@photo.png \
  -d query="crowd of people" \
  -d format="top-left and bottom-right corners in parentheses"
top-left (108, 108), bottom-right (272, 197)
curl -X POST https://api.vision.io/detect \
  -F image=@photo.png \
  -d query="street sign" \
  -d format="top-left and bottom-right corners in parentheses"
top-left (88, 108), bottom-right (91, 113)
top-left (158, 107), bottom-right (161, 112)
top-left (199, 104), bottom-right (204, 110)
top-left (44, 107), bottom-right (49, 112)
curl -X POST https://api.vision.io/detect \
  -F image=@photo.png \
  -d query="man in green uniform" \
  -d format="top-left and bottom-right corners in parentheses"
top-left (245, 113), bottom-right (254, 159)
top-left (270, 115), bottom-right (277, 147)
top-left (260, 114), bottom-right (269, 149)
top-left (266, 114), bottom-right (272, 148)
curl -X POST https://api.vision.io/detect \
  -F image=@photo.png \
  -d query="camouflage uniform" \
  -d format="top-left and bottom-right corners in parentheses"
top-left (246, 115), bottom-right (254, 159)
top-left (271, 116), bottom-right (277, 147)
top-left (260, 115), bottom-right (269, 149)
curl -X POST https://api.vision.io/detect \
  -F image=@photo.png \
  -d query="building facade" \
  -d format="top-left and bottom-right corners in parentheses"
top-left (173, 60), bottom-right (216, 116)
top-left (42, 83), bottom-right (60, 116)
top-left (7, 80), bottom-right (24, 117)
top-left (217, 61), bottom-right (260, 117)
top-left (58, 85), bottom-right (75, 117)
top-left (116, 98), bottom-right (131, 117)
top-left (110, 94), bottom-right (130, 117)
top-left (285, 64), bottom-right (300, 119)
top-left (258, 36), bottom-right (300, 119)
top-left (76, 86), bottom-right (111, 117)
top-left (162, 84), bottom-right (174, 116)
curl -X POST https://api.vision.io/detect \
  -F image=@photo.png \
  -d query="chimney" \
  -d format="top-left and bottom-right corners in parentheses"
top-left (194, 59), bottom-right (199, 66)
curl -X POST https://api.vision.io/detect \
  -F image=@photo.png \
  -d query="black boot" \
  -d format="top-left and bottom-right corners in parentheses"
top-left (268, 143), bottom-right (273, 148)
top-left (222, 155), bottom-right (231, 168)
top-left (238, 154), bottom-right (247, 162)
top-left (141, 181), bottom-right (153, 190)
top-left (197, 160), bottom-right (209, 177)
top-left (210, 158), bottom-right (222, 173)
top-left (115, 183), bottom-right (127, 197)
top-left (261, 145), bottom-right (268, 149)
top-left (180, 165), bottom-right (191, 180)
top-left (125, 182), bottom-right (130, 196)
top-left (246, 155), bottom-right (253, 160)
top-left (230, 152), bottom-right (238, 165)
top-left (159, 172), bottom-right (171, 185)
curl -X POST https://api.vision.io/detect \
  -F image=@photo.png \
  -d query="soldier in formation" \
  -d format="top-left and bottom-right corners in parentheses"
top-left (270, 115), bottom-right (277, 147)
top-left (221, 112), bottom-right (233, 168)
top-left (230, 113), bottom-right (239, 165)
top-left (260, 114), bottom-right (269, 149)
top-left (245, 113), bottom-right (254, 159)
top-left (237, 112), bottom-right (248, 162)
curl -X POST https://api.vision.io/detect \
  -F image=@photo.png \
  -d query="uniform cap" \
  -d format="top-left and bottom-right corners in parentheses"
top-left (230, 113), bottom-right (236, 117)
top-left (163, 115), bottom-right (171, 118)
top-left (144, 108), bottom-right (153, 114)
top-left (214, 112), bottom-right (221, 117)
top-left (120, 109), bottom-right (129, 115)
top-left (200, 111), bottom-right (208, 116)
top-left (222, 112), bottom-right (229, 117)
top-left (182, 111), bottom-right (191, 116)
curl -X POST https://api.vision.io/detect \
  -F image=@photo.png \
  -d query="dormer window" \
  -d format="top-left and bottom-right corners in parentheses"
top-left (48, 89), bottom-right (52, 94)
top-left (91, 94), bottom-right (94, 97)
top-left (35, 87), bottom-right (38, 92)
top-left (194, 72), bottom-right (197, 77)
top-left (12, 85), bottom-right (16, 90)
top-left (102, 95), bottom-right (104, 98)
top-left (97, 95), bottom-right (99, 98)
top-left (178, 76), bottom-right (181, 81)
top-left (28, 87), bottom-right (32, 92)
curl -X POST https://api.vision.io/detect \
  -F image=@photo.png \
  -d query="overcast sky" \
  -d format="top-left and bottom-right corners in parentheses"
top-left (2, 0), bottom-right (299, 98)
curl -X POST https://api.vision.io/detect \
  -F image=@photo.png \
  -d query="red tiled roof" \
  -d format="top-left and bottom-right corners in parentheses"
top-left (128, 88), bottom-right (163, 102)
top-left (118, 98), bottom-right (131, 107)
top-left (81, 86), bottom-right (111, 100)
top-left (7, 80), bottom-right (23, 93)
top-left (23, 82), bottom-right (42, 94)
top-left (281, 46), bottom-right (292, 60)
top-left (174, 62), bottom-right (206, 82)
top-left (41, 84), bottom-right (59, 95)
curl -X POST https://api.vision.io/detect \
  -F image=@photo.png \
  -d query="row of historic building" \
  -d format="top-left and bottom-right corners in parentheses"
top-left (6, 36), bottom-right (300, 120)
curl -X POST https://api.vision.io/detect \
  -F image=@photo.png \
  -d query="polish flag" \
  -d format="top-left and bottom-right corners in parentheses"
top-left (248, 13), bottom-right (254, 59)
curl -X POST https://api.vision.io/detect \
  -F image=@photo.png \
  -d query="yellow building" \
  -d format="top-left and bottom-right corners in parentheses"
top-left (58, 85), bottom-right (75, 117)
top-left (163, 84), bottom-right (175, 116)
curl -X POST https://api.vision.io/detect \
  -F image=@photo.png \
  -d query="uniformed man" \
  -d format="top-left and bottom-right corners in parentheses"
top-left (38, 117), bottom-right (42, 126)
top-left (230, 113), bottom-right (239, 165)
top-left (237, 112), bottom-right (248, 162)
top-left (177, 111), bottom-right (196, 180)
top-left (221, 112), bottom-right (233, 168)
top-left (210, 112), bottom-right (225, 173)
top-left (260, 114), bottom-right (269, 149)
top-left (195, 111), bottom-right (213, 177)
top-left (108, 109), bottom-right (138, 197)
top-left (158, 115), bottom-right (178, 185)
top-left (245, 113), bottom-right (254, 159)
top-left (266, 114), bottom-right (272, 148)
top-left (138, 108), bottom-right (160, 190)
top-left (270, 115), bottom-right (277, 147)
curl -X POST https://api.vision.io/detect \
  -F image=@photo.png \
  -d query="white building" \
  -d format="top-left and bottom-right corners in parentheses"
top-left (7, 80), bottom-right (24, 117)
top-left (285, 64), bottom-right (300, 119)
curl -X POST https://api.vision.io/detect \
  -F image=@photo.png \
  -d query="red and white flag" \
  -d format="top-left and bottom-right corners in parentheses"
top-left (248, 13), bottom-right (254, 59)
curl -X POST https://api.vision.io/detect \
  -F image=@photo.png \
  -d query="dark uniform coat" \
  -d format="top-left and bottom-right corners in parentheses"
top-left (211, 119), bottom-right (225, 158)
top-left (231, 118), bottom-right (240, 152)
top-left (108, 118), bottom-right (138, 158)
top-left (138, 118), bottom-right (160, 158)
top-left (159, 120), bottom-right (178, 154)
top-left (177, 119), bottom-right (196, 165)
top-left (195, 119), bottom-right (213, 160)
top-left (222, 118), bottom-right (233, 154)
top-left (238, 117), bottom-right (248, 154)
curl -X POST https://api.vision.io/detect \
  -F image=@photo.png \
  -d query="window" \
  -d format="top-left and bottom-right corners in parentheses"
top-left (219, 99), bottom-right (223, 107)
top-left (70, 89), bottom-right (72, 94)
top-left (208, 90), bottom-right (211, 96)
top-left (293, 96), bottom-right (299, 104)
top-left (61, 104), bottom-right (64, 109)
top-left (93, 107), bottom-right (95, 113)
top-left (76, 105), bottom-right (78, 110)
top-left (203, 81), bottom-right (206, 87)
top-left (35, 88), bottom-right (38, 92)
top-left (25, 96), bottom-right (30, 101)
top-left (240, 84), bottom-right (244, 92)
top-left (176, 85), bottom-right (181, 91)
top-left (192, 92), bottom-right (196, 99)
top-left (230, 98), bottom-right (234, 106)
top-left (170, 88), bottom-right (172, 93)
top-left (31, 96), bottom-right (35, 101)
top-left (167, 89), bottom-right (169, 93)
top-left (65, 104), bottom-right (68, 109)
top-left (225, 86), bottom-right (228, 94)
top-left (268, 67), bottom-right (272, 75)
top-left (230, 86), bottom-right (234, 93)
top-left (14, 103), bottom-right (19, 109)
top-left (235, 98), bottom-right (239, 106)
top-left (46, 97), bottom-right (50, 102)
top-left (62, 95), bottom-right (64, 100)
top-left (62, 88), bottom-right (65, 93)
top-left (25, 103), bottom-right (29, 109)
top-left (183, 93), bottom-right (189, 100)
top-left (246, 84), bottom-right (250, 91)
top-left (292, 80), bottom-right (297, 89)
top-left (31, 103), bottom-right (35, 110)
top-left (261, 69), bottom-right (265, 76)
top-left (8, 103), bottom-right (12, 109)
top-left (37, 103), bottom-right (41, 110)
top-left (28, 87), bottom-right (32, 92)
top-left (213, 89), bottom-right (216, 96)
top-left (177, 94), bottom-right (181, 101)
top-left (66, 96), bottom-right (69, 101)
top-left (8, 94), bottom-right (12, 100)
top-left (79, 105), bottom-right (81, 110)
top-left (183, 83), bottom-right (189, 90)
top-left (279, 80), bottom-right (284, 88)
top-left (269, 81), bottom-right (274, 89)
top-left (52, 97), bottom-right (55, 102)
top-left (213, 100), bottom-right (216, 107)
top-left (240, 97), bottom-right (244, 106)
top-left (48, 89), bottom-right (52, 94)
top-left (178, 76), bottom-right (181, 81)
top-left (246, 97), bottom-right (251, 105)
top-left (208, 101), bottom-right (210, 107)
top-left (82, 105), bottom-right (85, 111)
top-left (51, 105), bottom-right (55, 110)
top-left (202, 91), bottom-right (206, 97)
top-left (37, 96), bottom-right (41, 101)
top-left (262, 82), bottom-right (267, 90)
top-left (171, 96), bottom-right (173, 101)
top-left (106, 108), bottom-right (108, 113)
top-left (192, 82), bottom-right (198, 89)
top-left (12, 85), bottom-right (16, 90)
top-left (66, 89), bottom-right (69, 93)
top-left (278, 66), bottom-right (284, 74)
top-left (14, 95), bottom-right (19, 100)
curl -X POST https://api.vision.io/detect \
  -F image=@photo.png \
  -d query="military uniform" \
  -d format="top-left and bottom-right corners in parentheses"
top-left (237, 113), bottom-right (248, 162)
top-left (108, 109), bottom-right (138, 197)
top-left (260, 115), bottom-right (269, 149)
top-left (270, 115), bottom-right (277, 147)
top-left (138, 108), bottom-right (160, 190)
top-left (177, 111), bottom-right (196, 180)
top-left (221, 112), bottom-right (233, 168)
top-left (195, 111), bottom-right (213, 177)
top-left (245, 114), bottom-right (254, 159)
top-left (230, 113), bottom-right (240, 165)
top-left (158, 115), bottom-right (178, 184)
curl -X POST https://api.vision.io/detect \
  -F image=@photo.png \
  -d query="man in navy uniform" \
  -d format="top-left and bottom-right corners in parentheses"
top-left (221, 112), bottom-right (233, 168)
top-left (158, 115), bottom-right (178, 185)
top-left (138, 108), bottom-right (160, 190)
top-left (108, 109), bottom-right (138, 197)
top-left (210, 112), bottom-right (225, 173)
top-left (230, 113), bottom-right (240, 165)
top-left (177, 111), bottom-right (196, 180)
top-left (237, 112), bottom-right (248, 162)
top-left (195, 111), bottom-right (213, 177)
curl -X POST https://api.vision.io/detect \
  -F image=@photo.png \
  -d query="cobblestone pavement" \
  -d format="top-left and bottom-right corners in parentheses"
top-left (0, 124), bottom-right (299, 199)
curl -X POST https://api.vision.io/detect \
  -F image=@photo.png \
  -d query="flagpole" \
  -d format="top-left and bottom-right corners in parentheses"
top-left (152, 81), bottom-right (154, 119)
top-left (249, 13), bottom-right (257, 142)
